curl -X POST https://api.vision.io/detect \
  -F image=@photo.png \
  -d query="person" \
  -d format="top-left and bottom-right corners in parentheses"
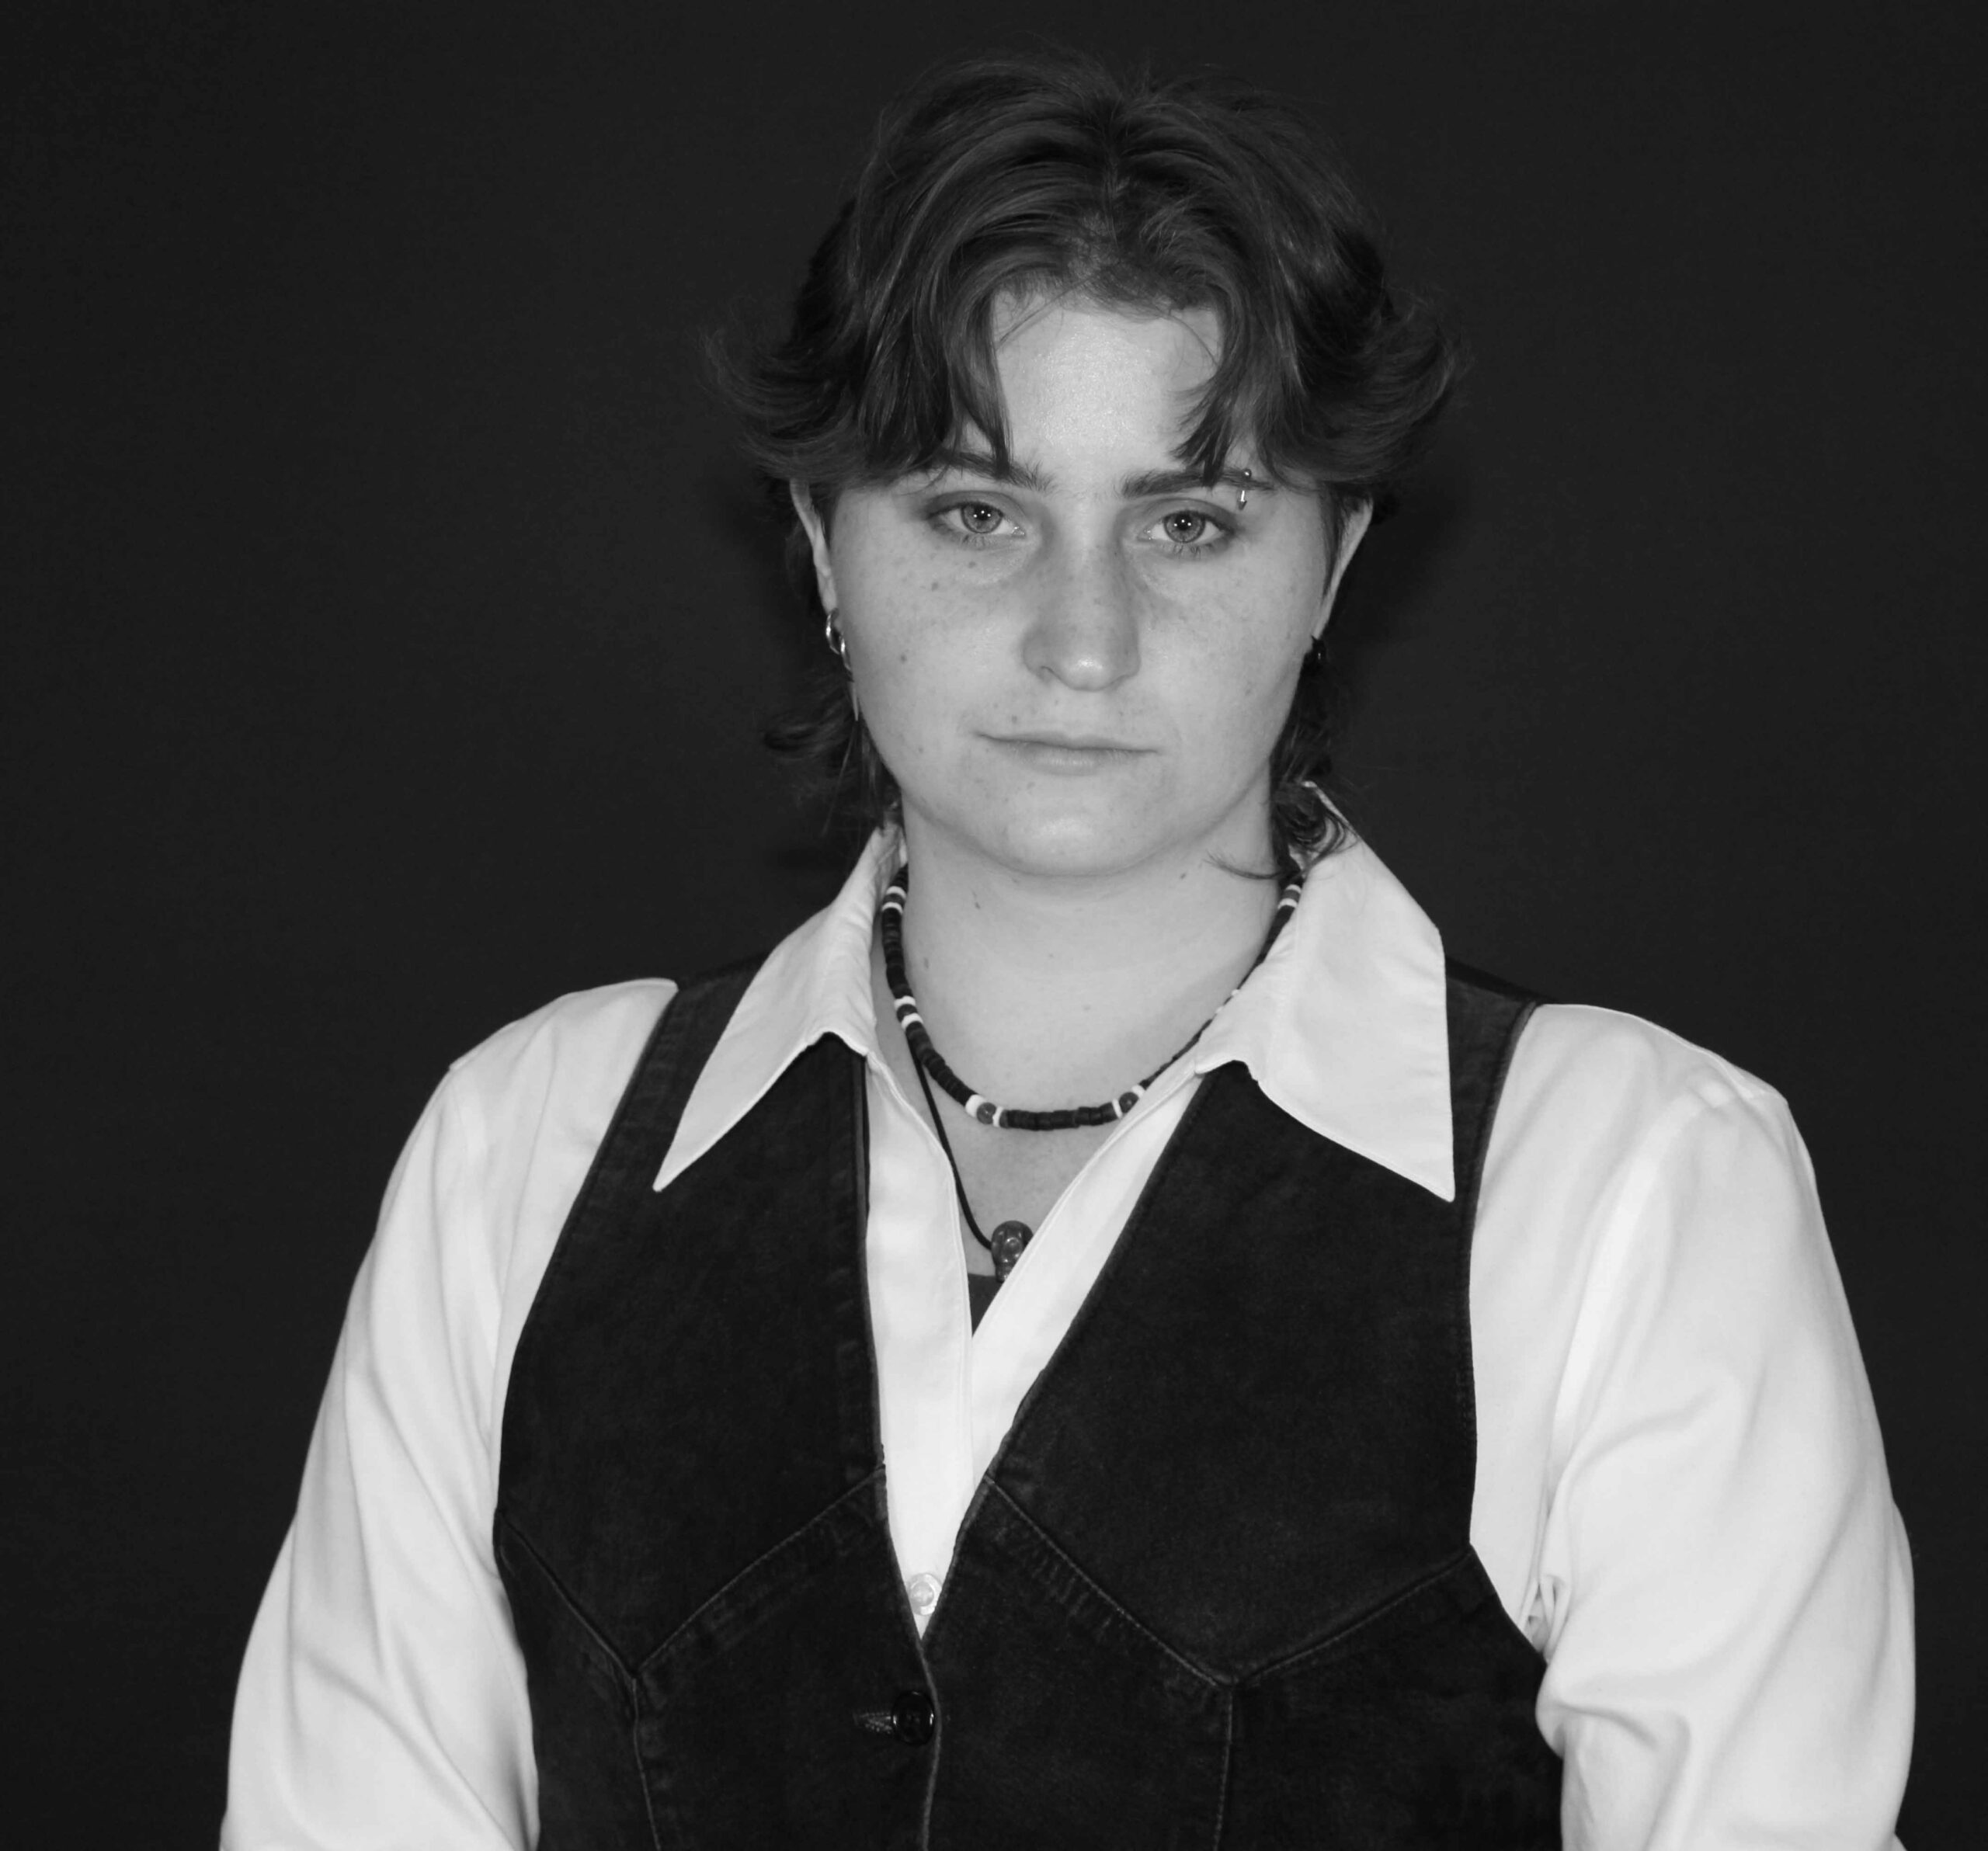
top-left (222, 51), bottom-right (1913, 1849)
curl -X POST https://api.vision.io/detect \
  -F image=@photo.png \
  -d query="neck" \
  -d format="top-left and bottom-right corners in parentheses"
top-left (886, 822), bottom-right (1282, 1110)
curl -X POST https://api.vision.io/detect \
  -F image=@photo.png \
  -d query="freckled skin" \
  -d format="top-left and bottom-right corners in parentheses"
top-left (795, 297), bottom-right (1368, 887)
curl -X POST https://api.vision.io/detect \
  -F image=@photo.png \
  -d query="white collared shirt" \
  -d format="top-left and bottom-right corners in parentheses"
top-left (224, 834), bottom-right (1913, 1849)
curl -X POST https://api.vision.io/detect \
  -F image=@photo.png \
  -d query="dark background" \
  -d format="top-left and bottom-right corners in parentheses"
top-left (6, 2), bottom-right (1982, 1839)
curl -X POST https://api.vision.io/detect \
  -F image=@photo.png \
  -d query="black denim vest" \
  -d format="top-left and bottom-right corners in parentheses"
top-left (495, 960), bottom-right (1562, 1848)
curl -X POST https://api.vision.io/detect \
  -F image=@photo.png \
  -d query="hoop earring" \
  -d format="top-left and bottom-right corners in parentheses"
top-left (824, 607), bottom-right (858, 721)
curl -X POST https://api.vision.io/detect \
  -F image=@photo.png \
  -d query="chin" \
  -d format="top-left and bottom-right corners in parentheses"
top-left (981, 807), bottom-right (1173, 880)
top-left (909, 787), bottom-right (1253, 883)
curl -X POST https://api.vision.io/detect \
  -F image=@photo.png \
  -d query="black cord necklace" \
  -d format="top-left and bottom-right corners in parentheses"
top-left (881, 861), bottom-right (1305, 1279)
top-left (908, 1051), bottom-right (1038, 1279)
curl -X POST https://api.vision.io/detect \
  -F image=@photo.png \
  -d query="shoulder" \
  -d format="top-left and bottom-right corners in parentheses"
top-left (1474, 999), bottom-right (1858, 1505)
top-left (1478, 1000), bottom-right (1826, 1362)
top-left (1500, 999), bottom-right (1797, 1169)
top-left (415, 979), bottom-right (682, 1295)
top-left (440, 977), bottom-right (680, 1134)
top-left (372, 981), bottom-right (684, 1422)
top-left (447, 976), bottom-right (682, 1078)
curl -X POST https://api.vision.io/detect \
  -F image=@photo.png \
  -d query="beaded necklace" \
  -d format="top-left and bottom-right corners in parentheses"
top-left (881, 861), bottom-right (1305, 1279)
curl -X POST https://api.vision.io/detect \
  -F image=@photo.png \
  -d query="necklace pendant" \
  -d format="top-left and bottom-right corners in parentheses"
top-left (989, 1220), bottom-right (1034, 1280)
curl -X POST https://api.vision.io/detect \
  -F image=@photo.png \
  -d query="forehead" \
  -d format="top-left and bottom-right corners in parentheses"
top-left (978, 295), bottom-right (1225, 467)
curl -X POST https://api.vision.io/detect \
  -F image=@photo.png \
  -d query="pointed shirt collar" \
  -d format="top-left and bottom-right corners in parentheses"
top-left (655, 830), bottom-right (1455, 1202)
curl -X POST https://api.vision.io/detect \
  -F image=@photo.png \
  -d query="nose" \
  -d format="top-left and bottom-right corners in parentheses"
top-left (1020, 538), bottom-right (1141, 690)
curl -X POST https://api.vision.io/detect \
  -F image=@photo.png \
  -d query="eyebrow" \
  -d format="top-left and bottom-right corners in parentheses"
top-left (923, 447), bottom-right (1262, 502)
top-left (1120, 464), bottom-right (1260, 500)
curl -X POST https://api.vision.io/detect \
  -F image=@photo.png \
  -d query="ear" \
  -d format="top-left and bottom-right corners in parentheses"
top-left (789, 482), bottom-right (839, 614)
top-left (1311, 498), bottom-right (1375, 643)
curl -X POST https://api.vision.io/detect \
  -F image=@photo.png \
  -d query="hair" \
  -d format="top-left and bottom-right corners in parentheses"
top-left (711, 50), bottom-right (1460, 866)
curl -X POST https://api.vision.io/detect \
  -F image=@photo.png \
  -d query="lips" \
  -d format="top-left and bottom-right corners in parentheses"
top-left (987, 733), bottom-right (1152, 775)
top-left (993, 732), bottom-right (1149, 752)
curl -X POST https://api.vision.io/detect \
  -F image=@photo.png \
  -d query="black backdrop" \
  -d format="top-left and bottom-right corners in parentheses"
top-left (6, 2), bottom-right (1983, 1839)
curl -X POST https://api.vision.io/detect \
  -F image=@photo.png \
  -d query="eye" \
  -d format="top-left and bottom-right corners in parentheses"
top-left (927, 498), bottom-right (1023, 547)
top-left (1142, 506), bottom-right (1234, 557)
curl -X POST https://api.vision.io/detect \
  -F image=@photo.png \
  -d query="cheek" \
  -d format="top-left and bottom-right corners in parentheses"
top-left (1177, 609), bottom-right (1308, 758)
top-left (841, 547), bottom-right (1004, 695)
top-left (836, 548), bottom-right (928, 678)
top-left (838, 584), bottom-right (982, 773)
top-left (847, 601), bottom-right (963, 707)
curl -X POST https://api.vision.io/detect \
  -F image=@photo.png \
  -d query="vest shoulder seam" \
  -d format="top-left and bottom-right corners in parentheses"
top-left (1444, 956), bottom-right (1552, 1006)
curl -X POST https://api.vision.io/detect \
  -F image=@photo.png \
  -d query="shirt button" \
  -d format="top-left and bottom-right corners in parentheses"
top-left (891, 1687), bottom-right (936, 1745)
top-left (905, 1571), bottom-right (941, 1617)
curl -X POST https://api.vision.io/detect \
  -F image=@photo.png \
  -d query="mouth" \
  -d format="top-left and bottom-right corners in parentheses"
top-left (994, 731), bottom-right (1149, 752)
top-left (988, 732), bottom-right (1152, 772)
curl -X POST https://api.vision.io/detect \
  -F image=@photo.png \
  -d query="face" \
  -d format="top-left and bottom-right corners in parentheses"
top-left (794, 296), bottom-right (1368, 884)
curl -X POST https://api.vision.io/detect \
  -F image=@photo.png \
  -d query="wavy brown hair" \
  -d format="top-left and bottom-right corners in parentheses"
top-left (711, 50), bottom-right (1459, 864)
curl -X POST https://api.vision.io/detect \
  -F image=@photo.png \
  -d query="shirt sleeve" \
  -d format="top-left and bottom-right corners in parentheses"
top-left (1527, 1048), bottom-right (1913, 1848)
top-left (221, 1067), bottom-right (538, 1849)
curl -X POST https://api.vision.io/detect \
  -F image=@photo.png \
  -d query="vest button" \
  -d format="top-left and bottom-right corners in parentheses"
top-left (890, 1687), bottom-right (935, 1745)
